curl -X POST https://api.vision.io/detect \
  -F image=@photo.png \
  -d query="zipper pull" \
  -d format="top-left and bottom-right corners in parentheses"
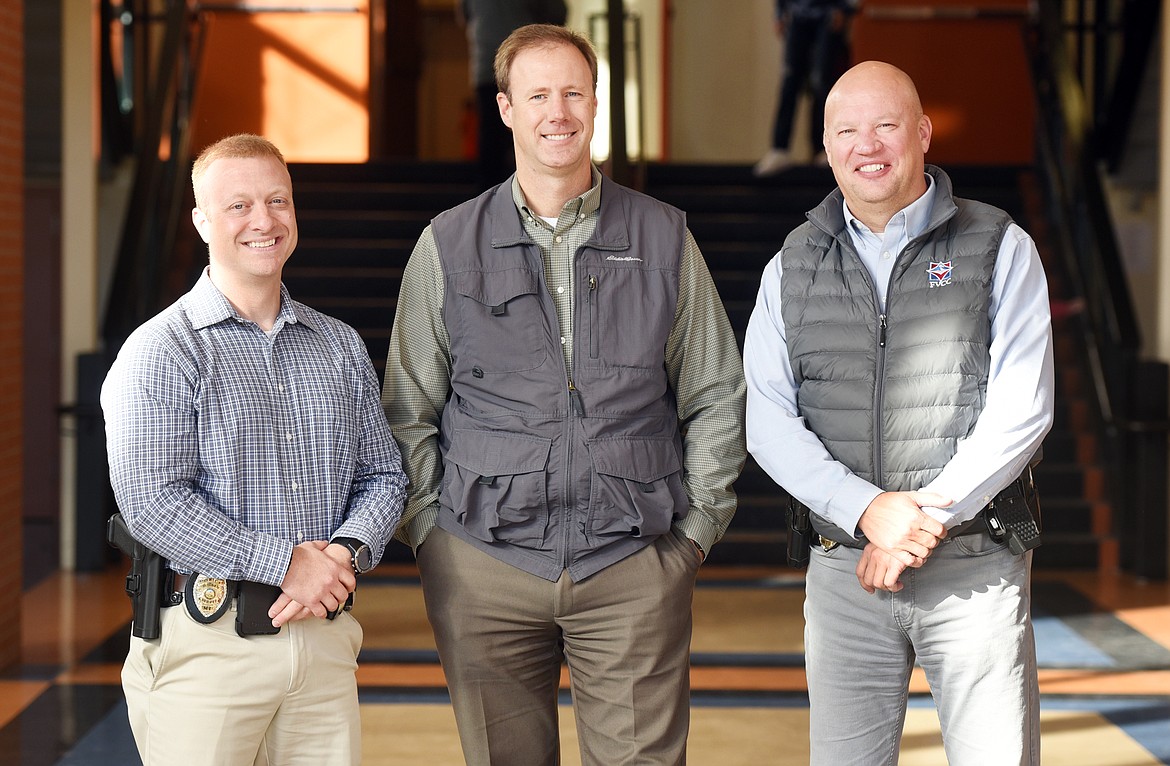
top-left (588, 274), bottom-right (597, 292)
top-left (568, 379), bottom-right (585, 417)
top-left (879, 314), bottom-right (888, 348)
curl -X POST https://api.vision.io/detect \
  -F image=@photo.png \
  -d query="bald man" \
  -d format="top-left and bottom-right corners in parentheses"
top-left (744, 61), bottom-right (1054, 764)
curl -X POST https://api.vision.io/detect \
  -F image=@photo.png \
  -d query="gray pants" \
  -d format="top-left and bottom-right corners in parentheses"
top-left (804, 533), bottom-right (1040, 766)
top-left (417, 526), bottom-right (701, 766)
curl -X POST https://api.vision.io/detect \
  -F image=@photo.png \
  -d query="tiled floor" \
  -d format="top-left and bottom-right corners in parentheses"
top-left (4, 563), bottom-right (1169, 765)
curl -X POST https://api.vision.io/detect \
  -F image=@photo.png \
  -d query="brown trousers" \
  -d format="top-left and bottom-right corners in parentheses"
top-left (417, 526), bottom-right (701, 766)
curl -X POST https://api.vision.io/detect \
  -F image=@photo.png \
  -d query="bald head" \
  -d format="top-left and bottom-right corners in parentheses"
top-left (822, 60), bottom-right (932, 232)
top-left (825, 61), bottom-right (923, 122)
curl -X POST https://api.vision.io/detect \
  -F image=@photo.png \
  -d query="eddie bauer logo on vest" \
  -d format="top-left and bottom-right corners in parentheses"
top-left (606, 256), bottom-right (643, 262)
top-left (927, 261), bottom-right (953, 288)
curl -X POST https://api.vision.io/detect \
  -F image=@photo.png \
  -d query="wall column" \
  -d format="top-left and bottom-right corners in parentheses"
top-left (1158, 6), bottom-right (1170, 573)
top-left (60, 0), bottom-right (100, 571)
top-left (0, 0), bottom-right (25, 671)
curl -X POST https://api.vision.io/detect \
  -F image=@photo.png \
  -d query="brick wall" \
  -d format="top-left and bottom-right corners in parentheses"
top-left (0, 0), bottom-right (24, 672)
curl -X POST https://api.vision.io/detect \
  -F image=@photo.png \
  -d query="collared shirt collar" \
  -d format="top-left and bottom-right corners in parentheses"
top-left (511, 166), bottom-right (603, 229)
top-left (842, 172), bottom-right (937, 240)
top-left (186, 267), bottom-right (315, 334)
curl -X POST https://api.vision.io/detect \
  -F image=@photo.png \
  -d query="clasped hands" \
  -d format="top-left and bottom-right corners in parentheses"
top-left (269, 540), bottom-right (357, 628)
top-left (855, 491), bottom-right (952, 595)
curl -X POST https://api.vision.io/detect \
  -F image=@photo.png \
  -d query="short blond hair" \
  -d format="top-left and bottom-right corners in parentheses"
top-left (494, 23), bottom-right (598, 100)
top-left (191, 133), bottom-right (286, 208)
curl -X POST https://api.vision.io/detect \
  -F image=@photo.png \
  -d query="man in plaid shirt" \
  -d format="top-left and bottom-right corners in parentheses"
top-left (102, 133), bottom-right (406, 765)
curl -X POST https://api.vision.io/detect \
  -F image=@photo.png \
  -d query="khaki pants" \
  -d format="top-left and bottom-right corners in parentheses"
top-left (122, 599), bottom-right (364, 765)
top-left (418, 527), bottom-right (701, 766)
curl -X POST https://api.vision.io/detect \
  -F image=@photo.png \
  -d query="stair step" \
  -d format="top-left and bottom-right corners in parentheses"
top-left (295, 239), bottom-right (418, 268)
top-left (294, 182), bottom-right (473, 213)
top-left (298, 210), bottom-right (434, 239)
top-left (289, 159), bottom-right (479, 185)
top-left (1041, 430), bottom-right (1097, 464)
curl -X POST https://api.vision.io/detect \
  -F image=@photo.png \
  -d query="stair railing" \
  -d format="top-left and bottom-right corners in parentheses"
top-left (1027, 0), bottom-right (1168, 578)
top-left (102, 0), bottom-right (206, 353)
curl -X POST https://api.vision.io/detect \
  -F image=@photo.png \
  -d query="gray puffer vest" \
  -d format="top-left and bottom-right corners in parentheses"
top-left (431, 177), bottom-right (689, 582)
top-left (781, 166), bottom-right (1012, 542)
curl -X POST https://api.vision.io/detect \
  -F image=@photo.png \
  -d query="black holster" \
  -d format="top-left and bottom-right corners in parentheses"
top-left (106, 513), bottom-right (165, 639)
top-left (984, 469), bottom-right (1043, 555)
top-left (786, 495), bottom-right (812, 569)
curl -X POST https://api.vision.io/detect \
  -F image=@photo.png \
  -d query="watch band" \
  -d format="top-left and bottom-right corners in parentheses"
top-left (332, 537), bottom-right (373, 575)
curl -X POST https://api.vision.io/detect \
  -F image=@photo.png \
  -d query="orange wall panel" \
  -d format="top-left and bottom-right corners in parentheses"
top-left (192, 9), bottom-right (370, 162)
top-left (852, 0), bottom-right (1034, 165)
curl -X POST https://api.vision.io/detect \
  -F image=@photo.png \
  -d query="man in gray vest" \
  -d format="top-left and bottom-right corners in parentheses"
top-left (383, 23), bottom-right (746, 766)
top-left (744, 61), bottom-right (1054, 764)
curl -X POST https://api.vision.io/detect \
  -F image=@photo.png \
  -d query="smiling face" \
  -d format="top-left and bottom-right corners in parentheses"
top-left (497, 41), bottom-right (597, 187)
top-left (191, 154), bottom-right (297, 291)
top-left (823, 61), bottom-right (933, 231)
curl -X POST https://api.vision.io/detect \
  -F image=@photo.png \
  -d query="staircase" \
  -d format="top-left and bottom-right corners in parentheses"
top-left (282, 159), bottom-right (1113, 570)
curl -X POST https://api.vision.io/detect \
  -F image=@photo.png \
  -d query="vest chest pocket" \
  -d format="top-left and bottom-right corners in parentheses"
top-left (441, 429), bottom-right (552, 546)
top-left (582, 269), bottom-right (675, 371)
top-left (586, 437), bottom-right (687, 541)
top-left (450, 269), bottom-right (548, 373)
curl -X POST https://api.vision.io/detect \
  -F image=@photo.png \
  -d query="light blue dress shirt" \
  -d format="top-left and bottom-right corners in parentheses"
top-left (744, 176), bottom-right (1055, 537)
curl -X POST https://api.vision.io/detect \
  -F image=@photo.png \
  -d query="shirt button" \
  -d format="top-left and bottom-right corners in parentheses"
top-left (291, 481), bottom-right (299, 492)
top-left (278, 383), bottom-right (285, 392)
top-left (297, 531), bottom-right (305, 542)
top-left (555, 235), bottom-right (563, 244)
top-left (882, 251), bottom-right (892, 260)
top-left (286, 432), bottom-right (294, 441)
top-left (557, 286), bottom-right (565, 294)
top-left (560, 336), bottom-right (566, 345)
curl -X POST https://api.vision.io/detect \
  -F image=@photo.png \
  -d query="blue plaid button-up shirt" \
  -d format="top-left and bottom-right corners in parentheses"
top-left (102, 270), bottom-right (407, 585)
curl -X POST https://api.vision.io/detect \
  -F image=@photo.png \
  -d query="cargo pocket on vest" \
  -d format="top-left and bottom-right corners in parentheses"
top-left (586, 437), bottom-right (687, 540)
top-left (450, 269), bottom-right (547, 373)
top-left (441, 429), bottom-right (552, 546)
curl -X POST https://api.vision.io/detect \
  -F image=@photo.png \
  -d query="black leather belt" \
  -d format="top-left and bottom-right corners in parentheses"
top-left (815, 508), bottom-right (992, 552)
top-left (815, 472), bottom-right (1035, 552)
top-left (161, 571), bottom-right (197, 608)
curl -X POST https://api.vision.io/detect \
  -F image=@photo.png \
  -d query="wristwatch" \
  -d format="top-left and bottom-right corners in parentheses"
top-left (334, 537), bottom-right (374, 575)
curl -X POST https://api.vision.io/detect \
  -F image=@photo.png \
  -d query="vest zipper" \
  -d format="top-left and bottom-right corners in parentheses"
top-left (568, 378), bottom-right (585, 416)
top-left (566, 377), bottom-right (584, 568)
top-left (873, 312), bottom-right (888, 485)
top-left (587, 274), bottom-right (599, 359)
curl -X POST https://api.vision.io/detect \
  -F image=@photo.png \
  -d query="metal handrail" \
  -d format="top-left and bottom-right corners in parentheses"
top-left (102, 0), bottom-right (365, 352)
top-left (1026, 0), bottom-right (1168, 577)
top-left (102, 0), bottom-right (205, 350)
top-left (1028, 1), bottom-right (1140, 419)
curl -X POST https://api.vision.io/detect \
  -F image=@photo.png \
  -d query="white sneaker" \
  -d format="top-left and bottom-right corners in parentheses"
top-left (753, 149), bottom-right (794, 177)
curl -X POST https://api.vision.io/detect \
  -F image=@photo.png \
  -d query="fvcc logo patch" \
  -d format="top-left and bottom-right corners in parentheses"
top-left (928, 261), bottom-right (952, 288)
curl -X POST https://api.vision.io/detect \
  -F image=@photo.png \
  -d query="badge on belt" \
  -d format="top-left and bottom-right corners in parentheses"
top-left (184, 574), bottom-right (231, 624)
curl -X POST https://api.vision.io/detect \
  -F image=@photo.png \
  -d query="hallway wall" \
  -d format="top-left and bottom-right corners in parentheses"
top-left (0, 0), bottom-right (24, 672)
top-left (669, 0), bottom-right (779, 163)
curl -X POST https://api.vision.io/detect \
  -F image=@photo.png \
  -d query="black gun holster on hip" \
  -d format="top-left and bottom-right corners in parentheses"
top-left (786, 495), bottom-right (812, 569)
top-left (106, 512), bottom-right (165, 640)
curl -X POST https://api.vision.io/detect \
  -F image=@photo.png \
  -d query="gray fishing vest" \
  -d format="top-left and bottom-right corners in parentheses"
top-left (431, 177), bottom-right (688, 582)
top-left (781, 166), bottom-right (1012, 541)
